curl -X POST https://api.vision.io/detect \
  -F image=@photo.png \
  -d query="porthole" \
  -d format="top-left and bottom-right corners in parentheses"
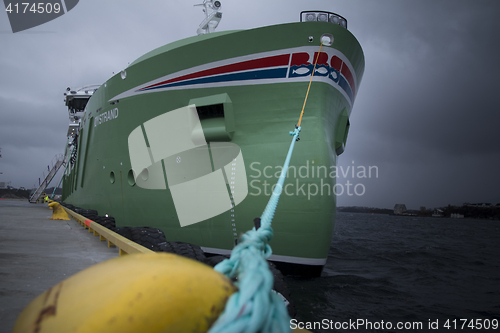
top-left (140, 168), bottom-right (149, 181)
top-left (127, 169), bottom-right (136, 186)
top-left (110, 171), bottom-right (115, 184)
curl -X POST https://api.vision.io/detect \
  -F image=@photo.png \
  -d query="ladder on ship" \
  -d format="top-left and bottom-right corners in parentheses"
top-left (29, 154), bottom-right (65, 203)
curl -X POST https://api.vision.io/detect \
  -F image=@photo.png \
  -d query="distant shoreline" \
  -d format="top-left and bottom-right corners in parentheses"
top-left (0, 187), bottom-right (61, 200)
top-left (337, 206), bottom-right (500, 220)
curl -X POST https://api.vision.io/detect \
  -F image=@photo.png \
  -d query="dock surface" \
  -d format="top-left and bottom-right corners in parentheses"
top-left (0, 200), bottom-right (118, 333)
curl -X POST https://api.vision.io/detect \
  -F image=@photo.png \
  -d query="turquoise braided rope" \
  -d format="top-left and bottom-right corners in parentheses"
top-left (208, 127), bottom-right (301, 333)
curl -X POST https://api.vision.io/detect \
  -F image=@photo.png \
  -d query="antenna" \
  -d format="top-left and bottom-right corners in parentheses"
top-left (194, 0), bottom-right (222, 35)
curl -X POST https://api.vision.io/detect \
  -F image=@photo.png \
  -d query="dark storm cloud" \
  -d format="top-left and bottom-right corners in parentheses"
top-left (353, 0), bottom-right (500, 155)
top-left (0, 96), bottom-right (65, 149)
top-left (337, 0), bottom-right (500, 208)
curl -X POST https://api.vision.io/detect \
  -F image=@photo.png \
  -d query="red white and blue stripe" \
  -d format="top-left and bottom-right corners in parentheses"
top-left (110, 47), bottom-right (358, 106)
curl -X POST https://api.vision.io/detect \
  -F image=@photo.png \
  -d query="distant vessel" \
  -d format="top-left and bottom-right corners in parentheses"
top-left (61, 2), bottom-right (365, 276)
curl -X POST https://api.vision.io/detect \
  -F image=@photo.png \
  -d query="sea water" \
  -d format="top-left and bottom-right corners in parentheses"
top-left (286, 212), bottom-right (500, 332)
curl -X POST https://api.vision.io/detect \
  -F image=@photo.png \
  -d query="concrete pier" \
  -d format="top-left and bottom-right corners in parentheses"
top-left (0, 199), bottom-right (118, 333)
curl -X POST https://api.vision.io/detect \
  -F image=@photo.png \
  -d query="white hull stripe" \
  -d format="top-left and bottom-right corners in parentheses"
top-left (201, 246), bottom-right (328, 266)
top-left (110, 46), bottom-right (357, 107)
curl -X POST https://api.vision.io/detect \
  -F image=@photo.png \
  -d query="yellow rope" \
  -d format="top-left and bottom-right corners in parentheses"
top-left (297, 42), bottom-right (324, 127)
top-left (210, 41), bottom-right (327, 333)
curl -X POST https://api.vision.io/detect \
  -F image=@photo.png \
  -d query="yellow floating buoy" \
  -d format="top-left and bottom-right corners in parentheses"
top-left (13, 253), bottom-right (237, 333)
top-left (48, 202), bottom-right (70, 220)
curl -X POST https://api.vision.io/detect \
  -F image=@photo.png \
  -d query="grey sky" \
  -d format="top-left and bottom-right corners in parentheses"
top-left (1, 0), bottom-right (499, 209)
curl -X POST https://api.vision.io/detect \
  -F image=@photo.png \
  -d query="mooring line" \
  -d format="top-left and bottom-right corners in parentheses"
top-left (297, 41), bottom-right (324, 127)
top-left (208, 41), bottom-right (325, 333)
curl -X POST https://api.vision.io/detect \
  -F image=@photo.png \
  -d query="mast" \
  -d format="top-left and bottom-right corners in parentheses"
top-left (194, 0), bottom-right (222, 35)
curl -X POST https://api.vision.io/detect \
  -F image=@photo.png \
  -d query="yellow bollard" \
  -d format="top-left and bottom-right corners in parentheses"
top-left (48, 202), bottom-right (70, 220)
top-left (12, 253), bottom-right (236, 333)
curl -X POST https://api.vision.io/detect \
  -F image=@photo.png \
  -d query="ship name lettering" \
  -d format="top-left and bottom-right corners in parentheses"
top-left (94, 108), bottom-right (119, 128)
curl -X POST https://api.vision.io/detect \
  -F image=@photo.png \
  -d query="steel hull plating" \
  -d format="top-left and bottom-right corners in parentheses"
top-left (62, 21), bottom-right (364, 274)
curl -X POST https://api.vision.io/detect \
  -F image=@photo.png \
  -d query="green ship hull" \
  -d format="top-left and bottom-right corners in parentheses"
top-left (62, 19), bottom-right (364, 275)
